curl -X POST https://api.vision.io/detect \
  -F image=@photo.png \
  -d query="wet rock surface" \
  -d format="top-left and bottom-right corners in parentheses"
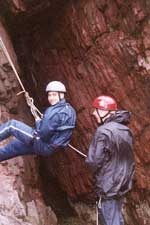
top-left (0, 0), bottom-right (150, 224)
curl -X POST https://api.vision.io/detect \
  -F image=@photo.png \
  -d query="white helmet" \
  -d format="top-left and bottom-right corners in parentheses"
top-left (46, 81), bottom-right (66, 92)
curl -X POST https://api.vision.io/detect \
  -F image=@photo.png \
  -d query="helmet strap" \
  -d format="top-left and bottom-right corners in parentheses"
top-left (96, 109), bottom-right (110, 124)
top-left (58, 92), bottom-right (61, 101)
top-left (58, 92), bottom-right (65, 101)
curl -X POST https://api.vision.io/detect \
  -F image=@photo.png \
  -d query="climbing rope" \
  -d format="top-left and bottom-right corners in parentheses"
top-left (0, 38), bottom-right (25, 91)
top-left (0, 37), bottom-right (87, 158)
top-left (96, 201), bottom-right (99, 225)
top-left (0, 37), bottom-right (43, 119)
top-left (68, 144), bottom-right (87, 158)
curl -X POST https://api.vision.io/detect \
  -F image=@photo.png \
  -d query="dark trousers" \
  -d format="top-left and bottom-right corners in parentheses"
top-left (98, 197), bottom-right (124, 225)
top-left (0, 119), bottom-right (56, 162)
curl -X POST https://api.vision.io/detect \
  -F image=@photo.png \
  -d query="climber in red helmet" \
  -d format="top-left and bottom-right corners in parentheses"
top-left (86, 95), bottom-right (135, 225)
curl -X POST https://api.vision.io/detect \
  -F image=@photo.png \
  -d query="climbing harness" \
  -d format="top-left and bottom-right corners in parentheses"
top-left (0, 37), bottom-right (87, 158)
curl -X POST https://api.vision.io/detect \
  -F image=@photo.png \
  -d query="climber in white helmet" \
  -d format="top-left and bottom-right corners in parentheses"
top-left (0, 81), bottom-right (76, 161)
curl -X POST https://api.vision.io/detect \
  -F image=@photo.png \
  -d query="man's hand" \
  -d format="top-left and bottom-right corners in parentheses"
top-left (35, 116), bottom-right (41, 121)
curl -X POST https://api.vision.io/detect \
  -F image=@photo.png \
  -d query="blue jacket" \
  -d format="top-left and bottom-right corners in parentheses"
top-left (86, 111), bottom-right (135, 198)
top-left (35, 99), bottom-right (76, 147)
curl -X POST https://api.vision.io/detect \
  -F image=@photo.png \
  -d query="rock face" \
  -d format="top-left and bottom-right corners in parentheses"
top-left (0, 0), bottom-right (150, 225)
top-left (0, 20), bottom-right (57, 225)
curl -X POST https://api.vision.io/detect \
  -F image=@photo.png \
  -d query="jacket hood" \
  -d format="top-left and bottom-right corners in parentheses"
top-left (105, 110), bottom-right (131, 125)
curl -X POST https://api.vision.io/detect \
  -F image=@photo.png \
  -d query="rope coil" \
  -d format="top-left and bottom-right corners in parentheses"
top-left (24, 91), bottom-right (43, 118)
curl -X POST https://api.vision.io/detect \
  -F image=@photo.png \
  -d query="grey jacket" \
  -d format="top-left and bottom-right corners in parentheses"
top-left (86, 110), bottom-right (135, 198)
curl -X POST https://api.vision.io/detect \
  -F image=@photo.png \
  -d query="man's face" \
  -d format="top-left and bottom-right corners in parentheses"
top-left (48, 92), bottom-right (60, 105)
top-left (92, 109), bottom-right (109, 124)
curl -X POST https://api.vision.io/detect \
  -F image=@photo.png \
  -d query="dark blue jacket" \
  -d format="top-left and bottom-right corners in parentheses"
top-left (35, 99), bottom-right (76, 147)
top-left (86, 111), bottom-right (135, 198)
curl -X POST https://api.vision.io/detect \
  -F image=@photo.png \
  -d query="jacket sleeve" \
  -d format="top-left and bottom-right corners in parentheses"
top-left (86, 133), bottom-right (107, 174)
top-left (35, 119), bottom-right (41, 131)
top-left (36, 113), bottom-right (61, 140)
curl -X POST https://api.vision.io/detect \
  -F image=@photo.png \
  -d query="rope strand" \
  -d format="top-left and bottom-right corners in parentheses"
top-left (0, 38), bottom-right (25, 92)
top-left (68, 144), bottom-right (87, 158)
top-left (0, 37), bottom-right (43, 118)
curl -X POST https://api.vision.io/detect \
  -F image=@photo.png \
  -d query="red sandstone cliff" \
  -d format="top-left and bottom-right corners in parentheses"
top-left (0, 1), bottom-right (150, 225)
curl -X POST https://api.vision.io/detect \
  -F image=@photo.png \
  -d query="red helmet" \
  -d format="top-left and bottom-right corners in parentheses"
top-left (92, 95), bottom-right (117, 111)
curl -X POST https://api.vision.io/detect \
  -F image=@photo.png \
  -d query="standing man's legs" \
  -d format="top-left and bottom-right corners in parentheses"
top-left (98, 197), bottom-right (124, 225)
top-left (0, 139), bottom-right (34, 162)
